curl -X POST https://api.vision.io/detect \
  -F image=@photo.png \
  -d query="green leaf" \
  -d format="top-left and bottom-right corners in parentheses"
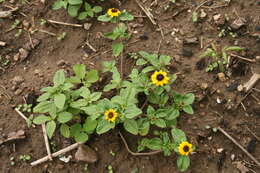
top-left (224, 46), bottom-right (244, 51)
top-left (183, 93), bottom-right (195, 105)
top-left (33, 115), bottom-right (51, 125)
top-left (146, 138), bottom-right (162, 150)
top-left (78, 12), bottom-right (88, 20)
top-left (57, 112), bottom-right (73, 123)
top-left (136, 58), bottom-right (147, 66)
top-left (73, 64), bottom-right (86, 80)
top-left (83, 117), bottom-right (97, 133)
top-left (70, 99), bottom-right (88, 108)
top-left (68, 0), bottom-right (82, 5)
top-left (93, 6), bottom-right (102, 13)
top-left (86, 69), bottom-right (99, 83)
top-left (46, 120), bottom-right (56, 138)
top-left (86, 10), bottom-right (94, 17)
top-left (102, 61), bottom-right (116, 72)
top-left (97, 14), bottom-right (111, 22)
top-left (103, 83), bottom-right (117, 92)
top-left (52, 0), bottom-right (65, 10)
top-left (54, 93), bottom-right (66, 109)
top-left (183, 105), bottom-right (194, 114)
top-left (33, 101), bottom-right (53, 113)
top-left (138, 120), bottom-right (150, 136)
top-left (37, 93), bottom-right (51, 102)
top-left (96, 119), bottom-right (114, 134)
top-left (90, 92), bottom-right (102, 102)
top-left (81, 105), bottom-right (99, 117)
top-left (119, 12), bottom-right (134, 21)
top-left (154, 119), bottom-right (166, 128)
top-left (167, 108), bottom-right (180, 120)
top-left (159, 55), bottom-right (171, 65)
top-left (171, 128), bottom-right (187, 143)
top-left (142, 66), bottom-right (155, 73)
top-left (177, 155), bottom-right (190, 172)
top-left (68, 5), bottom-right (81, 17)
top-left (60, 124), bottom-right (70, 138)
top-left (53, 69), bottom-right (65, 86)
top-left (70, 123), bottom-right (82, 137)
top-left (84, 2), bottom-right (91, 10)
top-left (124, 119), bottom-right (138, 135)
top-left (124, 105), bottom-right (142, 119)
top-left (112, 42), bottom-right (123, 57)
top-left (75, 132), bottom-right (88, 142)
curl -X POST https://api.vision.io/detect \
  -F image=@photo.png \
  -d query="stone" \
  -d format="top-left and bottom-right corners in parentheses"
top-left (217, 148), bottom-right (224, 153)
top-left (0, 41), bottom-right (6, 47)
top-left (200, 83), bottom-right (208, 90)
top-left (230, 18), bottom-right (246, 30)
top-left (12, 76), bottom-right (24, 85)
top-left (14, 89), bottom-right (23, 95)
top-left (213, 14), bottom-right (225, 26)
top-left (13, 53), bottom-right (20, 61)
top-left (83, 23), bottom-right (92, 30)
top-left (200, 9), bottom-right (207, 18)
top-left (231, 154), bottom-right (235, 161)
top-left (19, 48), bottom-right (29, 61)
top-left (75, 144), bottom-right (98, 163)
top-left (217, 72), bottom-right (226, 81)
top-left (237, 84), bottom-right (244, 92)
top-left (184, 37), bottom-right (199, 44)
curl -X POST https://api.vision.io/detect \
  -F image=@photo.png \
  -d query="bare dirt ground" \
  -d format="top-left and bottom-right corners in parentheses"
top-left (1, 0), bottom-right (260, 172)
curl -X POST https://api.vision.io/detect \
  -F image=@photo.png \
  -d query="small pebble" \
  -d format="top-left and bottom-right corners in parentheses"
top-left (217, 72), bottom-right (226, 82)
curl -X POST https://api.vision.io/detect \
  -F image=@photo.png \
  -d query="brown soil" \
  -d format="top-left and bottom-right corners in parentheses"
top-left (1, 0), bottom-right (260, 173)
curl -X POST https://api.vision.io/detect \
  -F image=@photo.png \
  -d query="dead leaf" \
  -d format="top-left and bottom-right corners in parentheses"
top-left (235, 161), bottom-right (249, 173)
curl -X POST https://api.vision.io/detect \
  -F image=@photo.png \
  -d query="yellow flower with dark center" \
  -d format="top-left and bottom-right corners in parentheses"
top-left (178, 141), bottom-right (193, 156)
top-left (105, 109), bottom-right (118, 123)
top-left (107, 8), bottom-right (121, 17)
top-left (151, 70), bottom-right (169, 86)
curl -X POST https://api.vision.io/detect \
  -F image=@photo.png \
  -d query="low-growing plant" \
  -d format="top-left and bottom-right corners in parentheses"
top-left (200, 43), bottom-right (244, 72)
top-left (52, 0), bottom-right (102, 19)
top-left (57, 32), bottom-right (67, 41)
top-left (33, 51), bottom-right (195, 171)
top-left (98, 8), bottom-right (134, 23)
top-left (19, 154), bottom-right (31, 161)
top-left (104, 23), bottom-right (130, 57)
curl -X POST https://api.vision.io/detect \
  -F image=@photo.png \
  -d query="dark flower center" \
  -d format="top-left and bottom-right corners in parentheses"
top-left (111, 8), bottom-right (118, 13)
top-left (156, 74), bottom-right (164, 81)
top-left (108, 112), bottom-right (114, 118)
top-left (183, 145), bottom-right (190, 152)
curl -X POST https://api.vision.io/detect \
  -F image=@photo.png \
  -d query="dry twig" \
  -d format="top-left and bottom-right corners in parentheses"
top-left (218, 127), bottom-right (260, 167)
top-left (135, 0), bottom-right (157, 25)
top-left (243, 73), bottom-right (260, 92)
top-left (14, 108), bottom-right (36, 127)
top-left (31, 142), bottom-right (82, 166)
top-left (231, 53), bottom-right (256, 63)
top-left (47, 19), bottom-right (82, 28)
top-left (42, 123), bottom-right (52, 161)
top-left (119, 131), bottom-right (162, 156)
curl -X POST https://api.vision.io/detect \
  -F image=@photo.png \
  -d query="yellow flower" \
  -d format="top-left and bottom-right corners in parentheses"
top-left (107, 8), bottom-right (121, 17)
top-left (104, 109), bottom-right (118, 123)
top-left (178, 141), bottom-right (193, 156)
top-left (151, 70), bottom-right (169, 86)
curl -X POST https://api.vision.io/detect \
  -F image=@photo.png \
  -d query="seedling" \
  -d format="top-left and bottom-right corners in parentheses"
top-left (57, 32), bottom-right (67, 41)
top-left (10, 157), bottom-right (15, 166)
top-left (11, 19), bottom-right (21, 30)
top-left (104, 23), bottom-right (130, 57)
top-left (110, 150), bottom-right (116, 156)
top-left (200, 43), bottom-right (244, 72)
top-left (15, 29), bottom-right (23, 37)
top-left (107, 165), bottom-right (113, 173)
top-left (40, 19), bottom-right (47, 25)
top-left (17, 104), bottom-right (33, 113)
top-left (19, 154), bottom-right (31, 161)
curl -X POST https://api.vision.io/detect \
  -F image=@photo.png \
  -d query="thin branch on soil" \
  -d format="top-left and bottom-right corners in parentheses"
top-left (157, 38), bottom-right (163, 54)
top-left (200, 36), bottom-right (203, 49)
top-left (252, 88), bottom-right (260, 93)
top-left (0, 84), bottom-right (11, 100)
top-left (47, 19), bottom-right (83, 28)
top-left (240, 102), bottom-right (247, 112)
top-left (119, 131), bottom-right (162, 156)
top-left (37, 29), bottom-right (57, 36)
top-left (14, 108), bottom-right (36, 127)
top-left (251, 94), bottom-right (260, 103)
top-left (135, 0), bottom-right (157, 25)
top-left (234, 91), bottom-right (252, 109)
top-left (140, 99), bottom-right (148, 110)
top-left (162, 7), bottom-right (188, 20)
top-left (246, 126), bottom-right (260, 141)
top-left (230, 53), bottom-right (256, 63)
top-left (218, 127), bottom-right (260, 167)
top-left (31, 142), bottom-right (82, 166)
top-left (243, 73), bottom-right (260, 92)
top-left (27, 32), bottom-right (35, 49)
top-left (201, 4), bottom-right (229, 9)
top-left (3, 5), bottom-right (26, 17)
top-left (85, 41), bottom-right (97, 52)
top-left (42, 123), bottom-right (52, 161)
top-left (194, 0), bottom-right (211, 12)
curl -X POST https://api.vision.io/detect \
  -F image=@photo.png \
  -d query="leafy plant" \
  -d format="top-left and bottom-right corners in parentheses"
top-left (19, 155), bottom-right (31, 161)
top-left (33, 50), bottom-right (195, 171)
top-left (52, 0), bottom-right (102, 19)
top-left (57, 32), bottom-right (67, 41)
top-left (98, 8), bottom-right (134, 23)
top-left (104, 23), bottom-right (130, 57)
top-left (200, 43), bottom-right (244, 72)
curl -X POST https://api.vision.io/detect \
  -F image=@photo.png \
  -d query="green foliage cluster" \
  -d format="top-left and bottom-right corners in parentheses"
top-left (200, 43), bottom-right (244, 72)
top-left (33, 51), bottom-right (195, 171)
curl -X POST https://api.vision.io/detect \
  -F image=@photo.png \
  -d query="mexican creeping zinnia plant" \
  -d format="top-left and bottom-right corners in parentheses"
top-left (179, 141), bottom-right (193, 156)
top-left (151, 70), bottom-right (169, 86)
top-left (98, 8), bottom-right (134, 23)
top-left (105, 109), bottom-right (118, 123)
